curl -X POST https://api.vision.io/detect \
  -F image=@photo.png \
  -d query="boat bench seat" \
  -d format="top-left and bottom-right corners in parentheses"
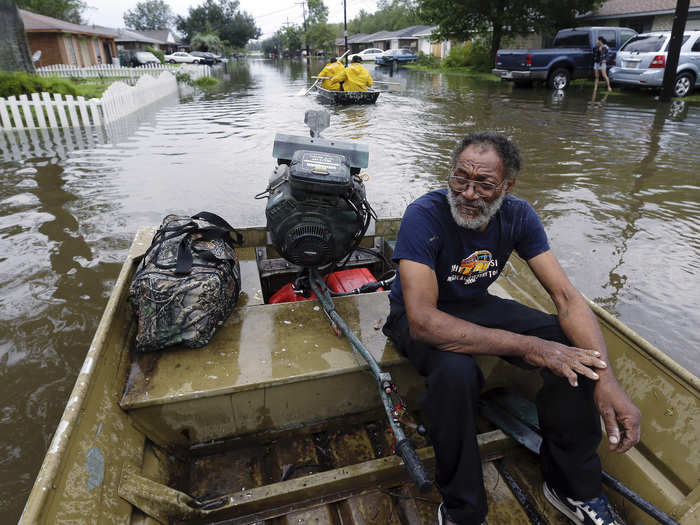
top-left (119, 287), bottom-right (424, 446)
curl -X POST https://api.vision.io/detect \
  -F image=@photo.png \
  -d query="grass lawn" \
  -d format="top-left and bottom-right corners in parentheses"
top-left (70, 78), bottom-right (119, 99)
top-left (404, 64), bottom-right (500, 82)
top-left (403, 66), bottom-right (700, 101)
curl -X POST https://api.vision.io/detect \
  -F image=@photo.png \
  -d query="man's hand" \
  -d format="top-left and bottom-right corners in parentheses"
top-left (594, 379), bottom-right (642, 453)
top-left (522, 339), bottom-right (608, 387)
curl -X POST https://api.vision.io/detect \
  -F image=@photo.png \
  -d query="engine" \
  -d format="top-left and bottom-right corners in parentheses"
top-left (260, 111), bottom-right (374, 269)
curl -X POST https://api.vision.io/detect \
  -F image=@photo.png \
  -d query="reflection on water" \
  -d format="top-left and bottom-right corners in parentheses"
top-left (1, 59), bottom-right (699, 521)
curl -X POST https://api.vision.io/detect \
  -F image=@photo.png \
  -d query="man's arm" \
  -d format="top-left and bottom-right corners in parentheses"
top-left (401, 259), bottom-right (607, 385)
top-left (527, 250), bottom-right (641, 452)
top-left (330, 69), bottom-right (347, 85)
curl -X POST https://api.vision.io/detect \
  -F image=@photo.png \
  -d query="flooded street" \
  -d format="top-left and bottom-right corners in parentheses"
top-left (1, 58), bottom-right (698, 520)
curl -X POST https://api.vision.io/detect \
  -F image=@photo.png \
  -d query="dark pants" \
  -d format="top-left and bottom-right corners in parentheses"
top-left (382, 294), bottom-right (602, 525)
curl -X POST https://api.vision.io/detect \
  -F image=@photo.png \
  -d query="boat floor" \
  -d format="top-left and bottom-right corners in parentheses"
top-left (168, 408), bottom-right (585, 525)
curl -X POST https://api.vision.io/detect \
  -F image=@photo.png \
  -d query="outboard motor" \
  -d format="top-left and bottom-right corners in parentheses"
top-left (257, 110), bottom-right (375, 269)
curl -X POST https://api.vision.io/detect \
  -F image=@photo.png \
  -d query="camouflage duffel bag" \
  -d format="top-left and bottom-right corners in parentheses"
top-left (128, 211), bottom-right (243, 353)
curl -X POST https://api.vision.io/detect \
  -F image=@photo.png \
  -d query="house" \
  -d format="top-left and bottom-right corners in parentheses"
top-left (112, 28), bottom-right (163, 54)
top-left (374, 25), bottom-right (432, 51)
top-left (413, 26), bottom-right (461, 59)
top-left (335, 33), bottom-right (368, 55)
top-left (135, 29), bottom-right (188, 53)
top-left (20, 9), bottom-right (119, 66)
top-left (577, 0), bottom-right (700, 33)
top-left (335, 26), bottom-right (436, 56)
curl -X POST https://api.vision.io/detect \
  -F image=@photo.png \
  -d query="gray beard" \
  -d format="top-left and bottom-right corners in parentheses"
top-left (447, 190), bottom-right (506, 230)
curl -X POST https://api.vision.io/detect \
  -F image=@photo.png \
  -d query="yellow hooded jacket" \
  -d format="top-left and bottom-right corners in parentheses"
top-left (318, 61), bottom-right (345, 90)
top-left (331, 63), bottom-right (374, 91)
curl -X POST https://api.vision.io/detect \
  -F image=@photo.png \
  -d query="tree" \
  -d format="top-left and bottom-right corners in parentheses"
top-left (279, 25), bottom-right (304, 55)
top-left (418, 0), bottom-right (601, 65)
top-left (306, 22), bottom-right (335, 54)
top-left (123, 0), bottom-right (174, 31)
top-left (0, 0), bottom-right (35, 72)
top-left (176, 0), bottom-right (260, 48)
top-left (347, 0), bottom-right (422, 34)
top-left (418, 0), bottom-right (531, 66)
top-left (535, 0), bottom-right (603, 40)
top-left (306, 0), bottom-right (328, 25)
top-left (16, 0), bottom-right (86, 24)
top-left (190, 31), bottom-right (223, 51)
top-left (261, 34), bottom-right (281, 56)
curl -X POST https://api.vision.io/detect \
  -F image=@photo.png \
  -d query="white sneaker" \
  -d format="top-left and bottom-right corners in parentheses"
top-left (543, 482), bottom-right (624, 525)
top-left (437, 503), bottom-right (456, 525)
top-left (437, 502), bottom-right (484, 525)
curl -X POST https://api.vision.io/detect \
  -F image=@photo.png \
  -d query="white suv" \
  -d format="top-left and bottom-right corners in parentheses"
top-left (347, 48), bottom-right (384, 62)
top-left (610, 30), bottom-right (700, 97)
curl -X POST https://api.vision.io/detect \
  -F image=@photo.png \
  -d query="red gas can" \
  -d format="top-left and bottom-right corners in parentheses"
top-left (268, 268), bottom-right (381, 304)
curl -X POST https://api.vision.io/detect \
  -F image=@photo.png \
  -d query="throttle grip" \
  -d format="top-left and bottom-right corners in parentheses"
top-left (396, 439), bottom-right (432, 493)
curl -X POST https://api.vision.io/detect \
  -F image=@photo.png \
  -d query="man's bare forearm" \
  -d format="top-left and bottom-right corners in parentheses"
top-left (555, 292), bottom-right (618, 382)
top-left (407, 306), bottom-right (537, 358)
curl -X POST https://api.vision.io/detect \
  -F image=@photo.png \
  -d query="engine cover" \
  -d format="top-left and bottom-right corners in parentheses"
top-left (265, 152), bottom-right (367, 268)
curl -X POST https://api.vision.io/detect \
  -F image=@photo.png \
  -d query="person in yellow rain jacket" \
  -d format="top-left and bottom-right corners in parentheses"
top-left (331, 56), bottom-right (374, 91)
top-left (317, 58), bottom-right (345, 90)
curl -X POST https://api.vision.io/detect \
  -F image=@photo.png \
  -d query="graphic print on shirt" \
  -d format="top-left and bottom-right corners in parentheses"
top-left (447, 250), bottom-right (499, 285)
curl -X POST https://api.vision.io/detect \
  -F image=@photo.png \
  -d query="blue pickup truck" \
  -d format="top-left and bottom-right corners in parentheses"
top-left (492, 27), bottom-right (637, 89)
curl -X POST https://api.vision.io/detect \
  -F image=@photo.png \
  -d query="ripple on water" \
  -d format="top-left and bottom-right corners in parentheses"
top-left (1, 60), bottom-right (700, 522)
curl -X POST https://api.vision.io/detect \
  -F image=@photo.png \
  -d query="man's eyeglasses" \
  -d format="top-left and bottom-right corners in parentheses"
top-left (448, 174), bottom-right (504, 197)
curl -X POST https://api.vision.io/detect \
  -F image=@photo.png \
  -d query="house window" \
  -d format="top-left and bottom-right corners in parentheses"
top-left (65, 36), bottom-right (78, 65)
top-left (79, 38), bottom-right (91, 65)
top-left (93, 39), bottom-right (102, 64)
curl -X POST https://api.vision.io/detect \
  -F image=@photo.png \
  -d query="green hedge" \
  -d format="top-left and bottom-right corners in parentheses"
top-left (146, 46), bottom-right (165, 63)
top-left (0, 71), bottom-right (110, 99)
top-left (416, 51), bottom-right (441, 68)
top-left (443, 40), bottom-right (492, 72)
top-left (193, 76), bottom-right (219, 90)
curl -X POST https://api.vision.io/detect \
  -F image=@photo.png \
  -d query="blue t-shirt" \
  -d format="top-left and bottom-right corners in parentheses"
top-left (389, 189), bottom-right (550, 312)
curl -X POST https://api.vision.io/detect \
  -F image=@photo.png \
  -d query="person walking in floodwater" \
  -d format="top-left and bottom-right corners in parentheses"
top-left (593, 36), bottom-right (612, 92)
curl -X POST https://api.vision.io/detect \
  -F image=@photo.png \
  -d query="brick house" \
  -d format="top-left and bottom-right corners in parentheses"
top-left (20, 9), bottom-right (118, 66)
top-left (577, 0), bottom-right (700, 33)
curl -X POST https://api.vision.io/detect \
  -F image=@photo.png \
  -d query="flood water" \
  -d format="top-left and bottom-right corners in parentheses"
top-left (1, 59), bottom-right (698, 520)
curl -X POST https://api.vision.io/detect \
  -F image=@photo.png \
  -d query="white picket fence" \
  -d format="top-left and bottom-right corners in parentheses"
top-left (36, 63), bottom-right (211, 82)
top-left (0, 71), bottom-right (178, 130)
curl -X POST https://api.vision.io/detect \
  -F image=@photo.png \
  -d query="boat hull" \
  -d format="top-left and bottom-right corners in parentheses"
top-left (20, 220), bottom-right (700, 525)
top-left (317, 86), bottom-right (380, 105)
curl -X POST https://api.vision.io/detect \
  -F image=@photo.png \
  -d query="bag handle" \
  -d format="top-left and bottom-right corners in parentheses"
top-left (192, 211), bottom-right (244, 246)
top-left (174, 212), bottom-right (242, 275)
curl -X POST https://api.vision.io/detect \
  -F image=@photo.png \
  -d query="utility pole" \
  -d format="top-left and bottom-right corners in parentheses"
top-left (297, 1), bottom-right (309, 58)
top-left (343, 0), bottom-right (348, 66)
top-left (660, 0), bottom-right (690, 101)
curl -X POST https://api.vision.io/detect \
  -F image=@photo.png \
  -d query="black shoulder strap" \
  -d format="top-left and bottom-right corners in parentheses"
top-left (192, 211), bottom-right (244, 246)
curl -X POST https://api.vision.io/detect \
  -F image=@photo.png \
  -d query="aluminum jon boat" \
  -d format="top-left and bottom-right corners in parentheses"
top-left (18, 216), bottom-right (699, 524)
top-left (317, 86), bottom-right (380, 105)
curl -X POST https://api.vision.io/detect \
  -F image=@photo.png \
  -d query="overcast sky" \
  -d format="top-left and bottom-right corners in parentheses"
top-left (82, 0), bottom-right (378, 39)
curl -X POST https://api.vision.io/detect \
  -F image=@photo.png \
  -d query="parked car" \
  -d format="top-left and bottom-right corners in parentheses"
top-left (121, 51), bottom-right (161, 67)
top-left (211, 53), bottom-right (229, 64)
top-left (189, 51), bottom-right (216, 65)
top-left (375, 48), bottom-right (418, 66)
top-left (609, 30), bottom-right (700, 97)
top-left (493, 26), bottom-right (637, 89)
top-left (164, 51), bottom-right (199, 64)
top-left (347, 48), bottom-right (385, 62)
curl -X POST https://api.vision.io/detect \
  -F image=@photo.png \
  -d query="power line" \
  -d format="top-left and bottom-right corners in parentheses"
top-left (252, 5), bottom-right (298, 19)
